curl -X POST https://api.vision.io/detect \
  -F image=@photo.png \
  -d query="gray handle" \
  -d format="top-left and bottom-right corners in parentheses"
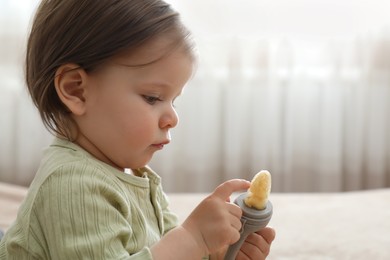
top-left (223, 194), bottom-right (273, 260)
top-left (224, 219), bottom-right (252, 260)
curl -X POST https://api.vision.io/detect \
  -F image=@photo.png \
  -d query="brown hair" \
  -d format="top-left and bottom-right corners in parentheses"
top-left (26, 0), bottom-right (193, 139)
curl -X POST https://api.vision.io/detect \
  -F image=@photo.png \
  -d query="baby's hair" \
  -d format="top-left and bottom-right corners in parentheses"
top-left (25, 0), bottom-right (194, 140)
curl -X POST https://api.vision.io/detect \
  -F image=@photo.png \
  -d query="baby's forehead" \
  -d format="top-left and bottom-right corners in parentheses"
top-left (112, 35), bottom-right (194, 66)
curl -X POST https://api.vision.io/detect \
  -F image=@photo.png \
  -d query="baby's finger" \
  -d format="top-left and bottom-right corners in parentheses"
top-left (213, 179), bottom-right (250, 200)
top-left (230, 213), bottom-right (242, 231)
top-left (256, 227), bottom-right (276, 244)
top-left (243, 232), bottom-right (270, 257)
top-left (227, 205), bottom-right (242, 222)
top-left (237, 239), bottom-right (264, 260)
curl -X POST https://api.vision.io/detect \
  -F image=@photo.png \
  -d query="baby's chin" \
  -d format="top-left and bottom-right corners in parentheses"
top-left (126, 157), bottom-right (153, 170)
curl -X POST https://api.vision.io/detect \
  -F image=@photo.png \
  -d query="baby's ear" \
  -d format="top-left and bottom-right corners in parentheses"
top-left (54, 64), bottom-right (87, 115)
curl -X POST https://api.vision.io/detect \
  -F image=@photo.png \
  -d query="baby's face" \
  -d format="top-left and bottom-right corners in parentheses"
top-left (74, 37), bottom-right (194, 170)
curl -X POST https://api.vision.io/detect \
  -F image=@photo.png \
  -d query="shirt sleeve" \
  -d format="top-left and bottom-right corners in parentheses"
top-left (31, 166), bottom-right (153, 260)
top-left (158, 190), bottom-right (179, 235)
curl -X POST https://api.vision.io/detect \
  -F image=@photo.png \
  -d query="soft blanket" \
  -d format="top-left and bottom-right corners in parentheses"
top-left (1, 182), bottom-right (389, 259)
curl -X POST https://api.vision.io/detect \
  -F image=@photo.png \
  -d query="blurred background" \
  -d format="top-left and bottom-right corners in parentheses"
top-left (1, 0), bottom-right (390, 193)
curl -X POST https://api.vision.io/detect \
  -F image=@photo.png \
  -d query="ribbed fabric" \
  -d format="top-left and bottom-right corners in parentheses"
top-left (0, 138), bottom-right (178, 259)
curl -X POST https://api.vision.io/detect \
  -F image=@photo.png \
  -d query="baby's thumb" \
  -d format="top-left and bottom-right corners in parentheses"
top-left (213, 179), bottom-right (250, 200)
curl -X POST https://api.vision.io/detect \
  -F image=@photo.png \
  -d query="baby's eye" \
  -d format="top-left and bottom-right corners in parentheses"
top-left (142, 95), bottom-right (162, 105)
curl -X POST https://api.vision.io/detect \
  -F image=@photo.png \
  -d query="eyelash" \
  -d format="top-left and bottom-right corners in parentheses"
top-left (142, 95), bottom-right (162, 105)
top-left (142, 95), bottom-right (177, 108)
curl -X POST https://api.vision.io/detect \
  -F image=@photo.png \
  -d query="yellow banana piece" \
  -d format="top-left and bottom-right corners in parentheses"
top-left (244, 170), bottom-right (271, 210)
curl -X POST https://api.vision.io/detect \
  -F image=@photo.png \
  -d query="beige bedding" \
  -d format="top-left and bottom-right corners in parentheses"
top-left (1, 182), bottom-right (389, 259)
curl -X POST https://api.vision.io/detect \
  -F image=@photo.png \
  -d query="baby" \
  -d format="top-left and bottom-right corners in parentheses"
top-left (0, 0), bottom-right (275, 259)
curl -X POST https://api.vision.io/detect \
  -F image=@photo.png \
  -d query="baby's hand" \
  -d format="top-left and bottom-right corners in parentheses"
top-left (182, 179), bottom-right (251, 255)
top-left (237, 227), bottom-right (275, 260)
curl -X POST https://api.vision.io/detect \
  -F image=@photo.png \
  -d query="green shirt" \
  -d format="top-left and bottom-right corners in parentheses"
top-left (0, 138), bottom-right (178, 259)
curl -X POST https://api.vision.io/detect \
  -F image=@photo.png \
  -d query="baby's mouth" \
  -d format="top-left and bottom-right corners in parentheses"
top-left (152, 140), bottom-right (170, 149)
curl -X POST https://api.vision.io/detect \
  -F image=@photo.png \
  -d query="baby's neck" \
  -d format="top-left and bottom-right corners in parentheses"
top-left (124, 168), bottom-right (134, 175)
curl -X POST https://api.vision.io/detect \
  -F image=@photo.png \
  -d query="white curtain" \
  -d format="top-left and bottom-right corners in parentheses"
top-left (1, 0), bottom-right (390, 192)
top-left (150, 34), bottom-right (390, 192)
